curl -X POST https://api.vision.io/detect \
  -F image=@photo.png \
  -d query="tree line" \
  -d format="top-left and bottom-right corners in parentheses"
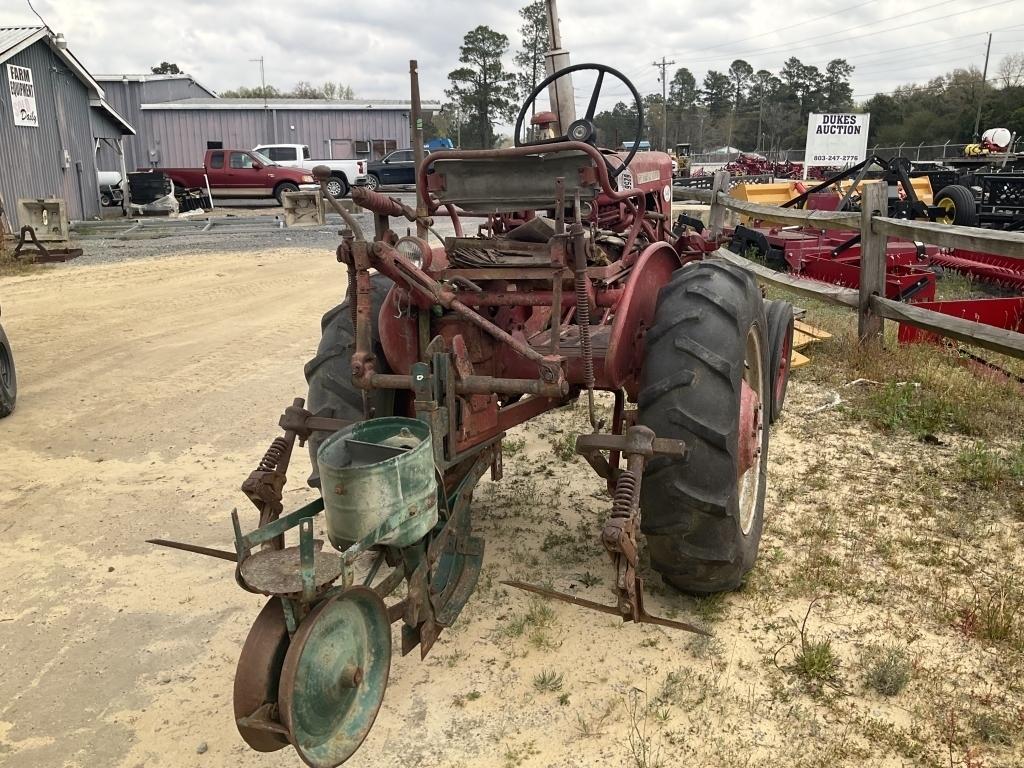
top-left (151, 62), bottom-right (355, 100)
top-left (440, 3), bottom-right (1024, 154)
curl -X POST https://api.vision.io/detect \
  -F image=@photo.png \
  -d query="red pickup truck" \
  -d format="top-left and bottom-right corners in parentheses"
top-left (151, 149), bottom-right (317, 204)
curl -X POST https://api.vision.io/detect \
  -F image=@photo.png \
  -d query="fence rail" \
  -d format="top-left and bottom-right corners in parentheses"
top-left (688, 138), bottom-right (1024, 168)
top-left (701, 170), bottom-right (1024, 360)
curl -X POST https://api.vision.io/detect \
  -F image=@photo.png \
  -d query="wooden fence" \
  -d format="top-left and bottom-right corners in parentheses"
top-left (683, 171), bottom-right (1024, 360)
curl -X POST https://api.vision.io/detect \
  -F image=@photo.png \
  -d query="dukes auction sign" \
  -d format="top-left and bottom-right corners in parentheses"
top-left (803, 112), bottom-right (869, 173)
top-left (8, 64), bottom-right (38, 128)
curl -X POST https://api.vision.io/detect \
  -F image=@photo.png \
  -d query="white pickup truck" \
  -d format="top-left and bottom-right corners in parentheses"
top-left (252, 144), bottom-right (367, 199)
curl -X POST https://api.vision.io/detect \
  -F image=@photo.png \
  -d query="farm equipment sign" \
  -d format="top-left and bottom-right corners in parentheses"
top-left (7, 64), bottom-right (38, 128)
top-left (803, 112), bottom-right (869, 174)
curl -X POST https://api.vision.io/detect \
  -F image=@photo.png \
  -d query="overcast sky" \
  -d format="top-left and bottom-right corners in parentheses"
top-left (10, 0), bottom-right (1024, 108)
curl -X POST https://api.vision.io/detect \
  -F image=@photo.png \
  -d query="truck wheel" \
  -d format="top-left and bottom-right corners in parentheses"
top-left (365, 173), bottom-right (380, 192)
top-left (637, 259), bottom-right (769, 594)
top-left (274, 182), bottom-right (300, 206)
top-left (303, 276), bottom-right (395, 487)
top-left (0, 323), bottom-right (17, 419)
top-left (100, 192), bottom-right (113, 207)
top-left (325, 176), bottom-right (349, 199)
top-left (765, 300), bottom-right (794, 424)
top-left (934, 185), bottom-right (979, 227)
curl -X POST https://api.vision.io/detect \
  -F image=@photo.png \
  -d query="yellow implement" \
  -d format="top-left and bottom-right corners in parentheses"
top-left (790, 318), bottom-right (832, 369)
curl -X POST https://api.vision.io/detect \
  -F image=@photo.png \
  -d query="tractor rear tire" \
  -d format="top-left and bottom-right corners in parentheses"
top-left (0, 323), bottom-right (15, 419)
top-left (303, 276), bottom-right (395, 487)
top-left (637, 259), bottom-right (770, 594)
top-left (765, 300), bottom-right (794, 424)
top-left (934, 185), bottom-right (979, 227)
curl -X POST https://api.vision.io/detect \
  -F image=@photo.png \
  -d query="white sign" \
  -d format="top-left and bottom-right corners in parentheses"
top-left (8, 64), bottom-right (38, 128)
top-left (803, 112), bottom-right (869, 173)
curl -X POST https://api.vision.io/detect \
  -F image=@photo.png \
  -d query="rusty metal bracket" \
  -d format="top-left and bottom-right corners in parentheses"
top-left (505, 425), bottom-right (702, 634)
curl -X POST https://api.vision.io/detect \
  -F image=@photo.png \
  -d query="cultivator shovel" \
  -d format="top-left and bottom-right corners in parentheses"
top-left (504, 425), bottom-right (709, 637)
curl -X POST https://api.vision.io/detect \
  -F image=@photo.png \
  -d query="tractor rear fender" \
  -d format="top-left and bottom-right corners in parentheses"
top-left (378, 287), bottom-right (419, 375)
top-left (605, 241), bottom-right (681, 394)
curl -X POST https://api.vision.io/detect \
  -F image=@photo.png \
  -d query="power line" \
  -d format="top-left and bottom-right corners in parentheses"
top-left (688, 0), bottom-right (881, 54)
top-left (662, 0), bottom-right (1019, 67)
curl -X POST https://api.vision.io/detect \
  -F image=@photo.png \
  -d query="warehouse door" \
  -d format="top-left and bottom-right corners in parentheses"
top-left (329, 139), bottom-right (354, 159)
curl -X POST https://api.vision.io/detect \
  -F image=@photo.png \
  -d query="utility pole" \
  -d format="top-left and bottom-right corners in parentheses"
top-left (250, 56), bottom-right (267, 108)
top-left (653, 56), bottom-right (675, 151)
top-left (973, 32), bottom-right (992, 141)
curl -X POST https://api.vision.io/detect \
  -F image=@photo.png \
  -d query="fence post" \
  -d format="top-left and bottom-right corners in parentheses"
top-left (858, 181), bottom-right (887, 343)
top-left (708, 170), bottom-right (731, 238)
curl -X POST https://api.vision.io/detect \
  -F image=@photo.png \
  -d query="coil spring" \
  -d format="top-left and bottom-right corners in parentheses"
top-left (258, 437), bottom-right (289, 472)
top-left (347, 264), bottom-right (358, 332)
top-left (575, 273), bottom-right (595, 388)
top-left (611, 470), bottom-right (638, 518)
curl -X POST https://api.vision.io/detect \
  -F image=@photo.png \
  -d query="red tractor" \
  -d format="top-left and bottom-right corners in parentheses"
top-left (155, 64), bottom-right (794, 768)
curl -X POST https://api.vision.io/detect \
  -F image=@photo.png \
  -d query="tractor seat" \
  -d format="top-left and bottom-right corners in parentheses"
top-left (430, 150), bottom-right (600, 213)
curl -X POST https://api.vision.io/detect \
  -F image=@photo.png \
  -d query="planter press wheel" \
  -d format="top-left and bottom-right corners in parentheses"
top-left (278, 587), bottom-right (391, 768)
top-left (233, 597), bottom-right (290, 752)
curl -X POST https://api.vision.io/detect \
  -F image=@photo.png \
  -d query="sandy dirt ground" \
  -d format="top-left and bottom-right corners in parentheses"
top-left (0, 248), bottom-right (1020, 768)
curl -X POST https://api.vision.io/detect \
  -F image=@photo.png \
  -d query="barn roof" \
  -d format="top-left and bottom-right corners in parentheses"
top-left (141, 97), bottom-right (440, 111)
top-left (0, 26), bottom-right (47, 61)
top-left (1, 26), bottom-right (134, 135)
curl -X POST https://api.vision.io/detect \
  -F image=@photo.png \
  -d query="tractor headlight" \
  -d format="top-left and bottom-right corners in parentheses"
top-left (395, 236), bottom-right (432, 270)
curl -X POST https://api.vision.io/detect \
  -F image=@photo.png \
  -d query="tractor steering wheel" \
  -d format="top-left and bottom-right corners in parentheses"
top-left (513, 63), bottom-right (645, 180)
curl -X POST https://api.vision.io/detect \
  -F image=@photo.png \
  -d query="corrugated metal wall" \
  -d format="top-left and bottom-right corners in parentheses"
top-left (96, 78), bottom-right (212, 170)
top-left (142, 107), bottom-right (411, 167)
top-left (0, 40), bottom-right (101, 229)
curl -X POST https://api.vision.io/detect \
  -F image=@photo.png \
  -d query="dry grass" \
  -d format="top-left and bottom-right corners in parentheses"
top-left (0, 252), bottom-right (37, 277)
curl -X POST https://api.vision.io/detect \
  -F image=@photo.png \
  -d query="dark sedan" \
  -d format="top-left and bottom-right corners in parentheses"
top-left (365, 149), bottom-right (434, 190)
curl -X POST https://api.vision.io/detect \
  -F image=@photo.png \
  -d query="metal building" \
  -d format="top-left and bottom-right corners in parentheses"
top-left (94, 73), bottom-right (216, 171)
top-left (0, 26), bottom-right (134, 229)
top-left (137, 98), bottom-right (434, 169)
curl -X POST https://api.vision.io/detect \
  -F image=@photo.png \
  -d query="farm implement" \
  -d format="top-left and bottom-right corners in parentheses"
top-left (149, 63), bottom-right (795, 767)
top-left (717, 156), bottom-right (1024, 349)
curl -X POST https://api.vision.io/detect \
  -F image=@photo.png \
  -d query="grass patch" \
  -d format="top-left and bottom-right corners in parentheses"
top-left (498, 597), bottom-right (559, 649)
top-left (765, 285), bottom-right (1024, 442)
top-left (954, 443), bottom-right (1024, 490)
top-left (574, 700), bottom-right (616, 738)
top-left (533, 669), bottom-right (564, 692)
top-left (861, 643), bottom-right (912, 696)
top-left (957, 573), bottom-right (1023, 649)
top-left (549, 430), bottom-right (577, 462)
top-left (501, 436), bottom-right (526, 458)
top-left (0, 251), bottom-right (37, 277)
top-left (971, 710), bottom-right (1015, 746)
top-left (792, 636), bottom-right (841, 692)
top-left (692, 593), bottom-right (728, 624)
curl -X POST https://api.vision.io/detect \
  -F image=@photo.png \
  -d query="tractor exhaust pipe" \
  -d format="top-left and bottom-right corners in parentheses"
top-left (544, 0), bottom-right (576, 133)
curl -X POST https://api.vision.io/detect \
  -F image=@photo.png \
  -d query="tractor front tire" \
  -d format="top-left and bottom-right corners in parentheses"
top-left (934, 184), bottom-right (979, 227)
top-left (765, 300), bottom-right (794, 424)
top-left (0, 323), bottom-right (16, 419)
top-left (303, 276), bottom-right (395, 487)
top-left (637, 259), bottom-right (770, 594)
